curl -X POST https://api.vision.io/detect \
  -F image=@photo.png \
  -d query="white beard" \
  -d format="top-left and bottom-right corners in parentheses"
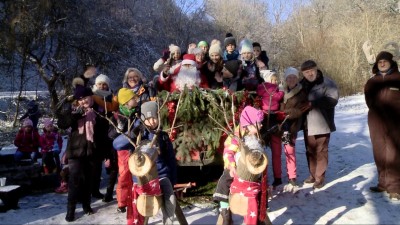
top-left (174, 66), bottom-right (200, 91)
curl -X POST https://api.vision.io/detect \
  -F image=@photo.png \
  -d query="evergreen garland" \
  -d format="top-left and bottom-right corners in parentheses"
top-left (158, 87), bottom-right (259, 164)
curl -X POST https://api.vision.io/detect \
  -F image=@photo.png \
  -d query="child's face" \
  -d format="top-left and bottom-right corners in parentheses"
top-left (241, 52), bottom-right (253, 61)
top-left (44, 125), bottom-right (54, 133)
top-left (210, 53), bottom-right (221, 63)
top-left (124, 97), bottom-right (138, 110)
top-left (270, 76), bottom-right (278, 85)
top-left (95, 82), bottom-right (109, 91)
top-left (144, 117), bottom-right (159, 130)
top-left (24, 126), bottom-right (33, 132)
top-left (253, 46), bottom-right (261, 57)
top-left (246, 123), bottom-right (262, 135)
top-left (77, 96), bottom-right (93, 109)
top-left (226, 44), bottom-right (235, 53)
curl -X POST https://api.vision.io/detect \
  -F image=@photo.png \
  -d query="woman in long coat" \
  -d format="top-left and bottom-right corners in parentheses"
top-left (364, 51), bottom-right (400, 200)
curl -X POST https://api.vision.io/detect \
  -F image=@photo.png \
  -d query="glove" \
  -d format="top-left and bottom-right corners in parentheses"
top-left (161, 49), bottom-right (170, 61)
top-left (276, 111), bottom-right (287, 122)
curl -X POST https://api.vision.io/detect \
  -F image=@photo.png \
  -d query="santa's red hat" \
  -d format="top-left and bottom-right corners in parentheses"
top-left (181, 54), bottom-right (197, 67)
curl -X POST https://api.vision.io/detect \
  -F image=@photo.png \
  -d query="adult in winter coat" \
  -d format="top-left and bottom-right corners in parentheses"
top-left (19, 100), bottom-right (41, 130)
top-left (203, 41), bottom-right (224, 89)
top-left (122, 68), bottom-right (156, 104)
top-left (300, 60), bottom-right (339, 189)
top-left (279, 67), bottom-right (309, 186)
top-left (364, 51), bottom-right (400, 200)
top-left (60, 85), bottom-right (105, 222)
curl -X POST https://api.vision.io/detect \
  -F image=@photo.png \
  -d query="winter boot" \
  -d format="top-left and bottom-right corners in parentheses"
top-left (102, 191), bottom-right (113, 202)
top-left (65, 203), bottom-right (76, 222)
top-left (55, 181), bottom-right (68, 194)
top-left (82, 202), bottom-right (94, 215)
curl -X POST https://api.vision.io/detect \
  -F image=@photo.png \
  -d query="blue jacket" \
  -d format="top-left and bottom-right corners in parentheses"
top-left (142, 129), bottom-right (177, 185)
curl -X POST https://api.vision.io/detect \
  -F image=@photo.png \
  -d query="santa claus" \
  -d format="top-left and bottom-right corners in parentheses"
top-left (159, 54), bottom-right (208, 92)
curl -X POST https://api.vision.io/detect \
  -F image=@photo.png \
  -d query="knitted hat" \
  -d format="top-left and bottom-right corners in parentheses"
top-left (140, 101), bottom-right (158, 121)
top-left (300, 60), bottom-right (317, 71)
top-left (117, 88), bottom-right (136, 105)
top-left (375, 51), bottom-right (393, 63)
top-left (208, 42), bottom-right (223, 56)
top-left (260, 70), bottom-right (276, 82)
top-left (224, 37), bottom-right (236, 48)
top-left (239, 39), bottom-right (253, 54)
top-left (284, 67), bottom-right (299, 79)
top-left (192, 47), bottom-right (203, 56)
top-left (74, 85), bottom-right (93, 100)
top-left (169, 44), bottom-right (181, 53)
top-left (23, 118), bottom-right (33, 127)
top-left (42, 118), bottom-right (53, 128)
top-left (197, 41), bottom-right (208, 47)
top-left (224, 60), bottom-right (241, 77)
top-left (240, 106), bottom-right (264, 128)
top-left (95, 74), bottom-right (110, 86)
top-left (181, 54), bottom-right (197, 67)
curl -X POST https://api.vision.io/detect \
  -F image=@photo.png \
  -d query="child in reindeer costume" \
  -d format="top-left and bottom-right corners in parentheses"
top-left (213, 106), bottom-right (270, 225)
top-left (127, 101), bottom-right (177, 225)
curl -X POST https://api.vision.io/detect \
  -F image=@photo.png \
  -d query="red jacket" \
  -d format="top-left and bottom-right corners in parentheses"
top-left (40, 131), bottom-right (63, 153)
top-left (14, 129), bottom-right (40, 153)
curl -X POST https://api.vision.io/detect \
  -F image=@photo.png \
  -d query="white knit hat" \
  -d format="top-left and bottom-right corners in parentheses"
top-left (284, 67), bottom-right (299, 79)
top-left (239, 39), bottom-right (253, 54)
top-left (208, 43), bottom-right (222, 56)
top-left (95, 74), bottom-right (110, 85)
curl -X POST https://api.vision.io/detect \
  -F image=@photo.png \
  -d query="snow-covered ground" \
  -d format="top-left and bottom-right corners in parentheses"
top-left (1, 94), bottom-right (400, 225)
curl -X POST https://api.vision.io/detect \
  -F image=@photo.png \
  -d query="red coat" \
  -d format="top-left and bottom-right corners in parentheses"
top-left (14, 129), bottom-right (40, 153)
top-left (39, 131), bottom-right (63, 153)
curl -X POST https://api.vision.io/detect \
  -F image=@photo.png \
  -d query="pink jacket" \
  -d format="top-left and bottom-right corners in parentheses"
top-left (39, 131), bottom-right (63, 153)
top-left (257, 82), bottom-right (284, 112)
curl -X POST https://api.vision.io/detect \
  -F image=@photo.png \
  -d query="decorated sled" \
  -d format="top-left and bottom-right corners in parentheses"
top-left (158, 87), bottom-right (261, 167)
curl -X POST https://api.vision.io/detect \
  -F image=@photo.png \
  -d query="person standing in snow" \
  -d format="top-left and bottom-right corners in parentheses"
top-left (19, 100), bottom-right (42, 130)
top-left (300, 60), bottom-right (339, 189)
top-left (364, 51), bottom-right (400, 200)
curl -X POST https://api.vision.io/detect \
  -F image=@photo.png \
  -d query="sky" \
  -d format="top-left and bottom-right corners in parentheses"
top-left (1, 93), bottom-right (400, 224)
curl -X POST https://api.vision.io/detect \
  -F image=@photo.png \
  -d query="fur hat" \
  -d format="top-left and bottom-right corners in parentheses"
top-left (240, 106), bottom-right (264, 128)
top-left (83, 65), bottom-right (96, 79)
top-left (72, 77), bottom-right (85, 88)
top-left (181, 54), bottom-right (197, 67)
top-left (209, 42), bottom-right (223, 56)
top-left (300, 60), bottom-right (317, 71)
top-left (224, 37), bottom-right (236, 48)
top-left (117, 88), bottom-right (136, 105)
top-left (224, 60), bottom-right (241, 77)
top-left (284, 67), bottom-right (299, 79)
top-left (23, 118), bottom-right (33, 127)
top-left (95, 74), bottom-right (110, 86)
top-left (197, 41), bottom-right (208, 47)
top-left (375, 51), bottom-right (393, 63)
top-left (140, 101), bottom-right (158, 121)
top-left (239, 39), bottom-right (253, 54)
top-left (74, 85), bottom-right (93, 100)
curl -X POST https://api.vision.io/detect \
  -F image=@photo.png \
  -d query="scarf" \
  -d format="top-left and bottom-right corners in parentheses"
top-left (283, 83), bottom-right (302, 103)
top-left (77, 108), bottom-right (96, 142)
top-left (92, 86), bottom-right (112, 98)
top-left (119, 105), bottom-right (136, 117)
top-left (230, 176), bottom-right (261, 225)
top-left (127, 178), bottom-right (162, 225)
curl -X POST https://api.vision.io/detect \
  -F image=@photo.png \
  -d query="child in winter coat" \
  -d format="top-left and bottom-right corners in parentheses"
top-left (14, 119), bottom-right (40, 162)
top-left (213, 106), bottom-right (266, 225)
top-left (111, 88), bottom-right (139, 213)
top-left (223, 34), bottom-right (240, 62)
top-left (39, 118), bottom-right (63, 174)
top-left (127, 101), bottom-right (177, 225)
